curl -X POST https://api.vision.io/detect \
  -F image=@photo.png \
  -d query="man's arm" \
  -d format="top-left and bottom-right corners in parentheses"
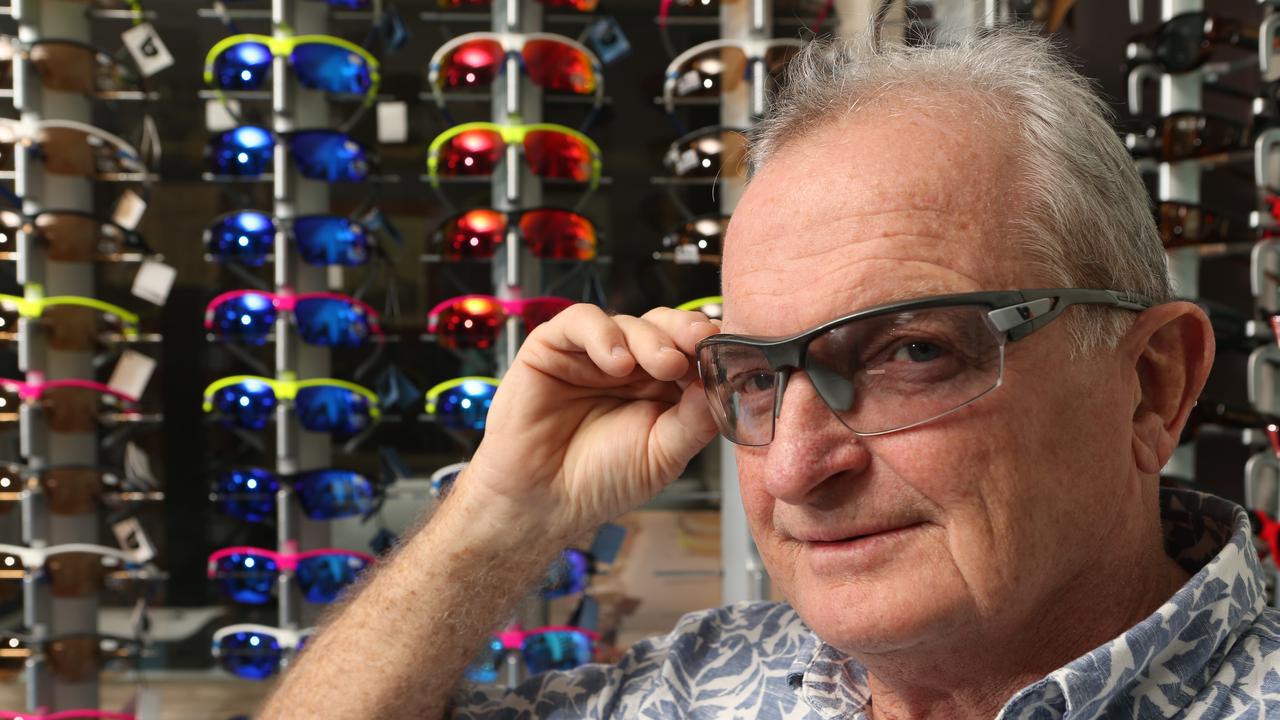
top-left (258, 305), bottom-right (722, 719)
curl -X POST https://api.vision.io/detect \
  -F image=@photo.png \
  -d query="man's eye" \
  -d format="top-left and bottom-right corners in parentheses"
top-left (892, 341), bottom-right (944, 363)
top-left (733, 372), bottom-right (775, 394)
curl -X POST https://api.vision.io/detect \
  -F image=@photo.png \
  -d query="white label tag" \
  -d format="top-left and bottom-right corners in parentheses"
top-left (112, 517), bottom-right (156, 563)
top-left (205, 97), bottom-right (241, 133)
top-left (673, 244), bottom-right (701, 264)
top-left (131, 259), bottom-right (175, 306)
top-left (108, 349), bottom-right (156, 400)
top-left (676, 70), bottom-right (704, 97)
top-left (121, 23), bottom-right (174, 78)
top-left (111, 189), bottom-right (148, 231)
top-left (377, 100), bottom-right (409, 144)
top-left (675, 148), bottom-right (700, 175)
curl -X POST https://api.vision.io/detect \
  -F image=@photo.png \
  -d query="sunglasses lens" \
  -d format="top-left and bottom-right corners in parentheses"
top-left (519, 209), bottom-right (597, 260)
top-left (295, 554), bottom-right (370, 603)
top-left (215, 552), bottom-right (279, 604)
top-left (524, 130), bottom-right (593, 182)
top-left (520, 298), bottom-right (573, 330)
top-left (439, 209), bottom-right (507, 260)
top-left (294, 386), bottom-right (373, 435)
top-left (664, 215), bottom-right (728, 262)
top-left (521, 630), bottom-right (593, 674)
top-left (206, 211), bottom-right (276, 266)
top-left (30, 42), bottom-right (119, 94)
top-left (431, 380), bottom-right (497, 431)
top-left (211, 379), bottom-right (279, 431)
top-left (37, 126), bottom-right (143, 178)
top-left (0, 464), bottom-right (21, 509)
top-left (763, 45), bottom-right (800, 83)
top-left (523, 40), bottom-right (596, 95)
top-left (673, 47), bottom-right (747, 98)
top-left (1160, 114), bottom-right (1240, 161)
top-left (46, 551), bottom-right (114, 598)
top-left (0, 636), bottom-right (27, 679)
top-left (291, 42), bottom-right (374, 95)
top-left (34, 211), bottom-right (133, 262)
top-left (42, 387), bottom-right (121, 434)
top-left (438, 129), bottom-right (504, 177)
top-left (465, 637), bottom-right (505, 683)
top-left (293, 297), bottom-right (375, 347)
top-left (293, 215), bottom-right (371, 266)
top-left (540, 0), bottom-right (599, 11)
top-left (1153, 11), bottom-right (1207, 73)
top-left (541, 549), bottom-right (590, 598)
top-left (217, 629), bottom-right (284, 680)
top-left (289, 131), bottom-right (370, 182)
top-left (666, 130), bottom-right (746, 178)
top-left (214, 468), bottom-right (281, 522)
top-left (440, 39), bottom-right (503, 90)
top-left (207, 126), bottom-right (275, 176)
top-left (293, 469), bottom-right (377, 520)
top-left (46, 636), bottom-right (105, 682)
top-left (41, 467), bottom-right (104, 515)
top-left (213, 41), bottom-right (272, 90)
top-left (209, 292), bottom-right (278, 344)
top-left (40, 305), bottom-right (121, 352)
top-left (430, 296), bottom-right (505, 350)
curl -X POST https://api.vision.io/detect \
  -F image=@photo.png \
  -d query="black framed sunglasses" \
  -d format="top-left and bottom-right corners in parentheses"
top-left (1130, 11), bottom-right (1257, 75)
top-left (695, 288), bottom-right (1152, 446)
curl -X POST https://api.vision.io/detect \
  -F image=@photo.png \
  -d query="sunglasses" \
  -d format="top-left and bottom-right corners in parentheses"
top-left (663, 126), bottom-right (747, 179)
top-left (429, 461), bottom-right (467, 500)
top-left (0, 118), bottom-right (148, 180)
top-left (437, 0), bottom-right (598, 11)
top-left (658, 0), bottom-right (832, 29)
top-left (0, 36), bottom-right (144, 97)
top-left (432, 207), bottom-right (598, 261)
top-left (0, 712), bottom-right (135, 719)
top-left (662, 39), bottom-right (802, 113)
top-left (427, 295), bottom-right (573, 350)
top-left (206, 125), bottom-right (374, 182)
top-left (426, 122), bottom-right (602, 189)
top-left (202, 375), bottom-right (380, 435)
top-left (0, 292), bottom-right (139, 350)
top-left (1133, 11), bottom-right (1256, 74)
top-left (695, 288), bottom-right (1151, 446)
top-left (212, 624), bottom-right (311, 681)
top-left (0, 463), bottom-right (162, 515)
top-left (676, 295), bottom-right (723, 319)
top-left (0, 633), bottom-right (141, 682)
top-left (203, 290), bottom-right (383, 347)
top-left (0, 379), bottom-right (138, 433)
top-left (0, 543), bottom-right (145, 598)
top-left (466, 625), bottom-right (597, 683)
top-left (428, 32), bottom-right (603, 111)
top-left (0, 207), bottom-right (152, 262)
top-left (1253, 509), bottom-right (1280, 568)
top-left (542, 548), bottom-right (592, 599)
top-left (204, 210), bottom-right (375, 267)
top-left (656, 214), bottom-right (728, 264)
top-left (207, 546), bottom-right (376, 604)
top-left (1181, 399), bottom-right (1280, 446)
top-left (211, 466), bottom-right (380, 523)
top-left (1157, 201), bottom-right (1244, 250)
top-left (1129, 112), bottom-right (1249, 163)
top-left (204, 34), bottom-right (379, 99)
top-left (425, 377), bottom-right (499, 431)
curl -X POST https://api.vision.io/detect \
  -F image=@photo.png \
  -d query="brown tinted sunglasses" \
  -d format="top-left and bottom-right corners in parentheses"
top-left (0, 463), bottom-right (162, 515)
top-left (0, 544), bottom-right (144, 598)
top-left (654, 214), bottom-right (728, 264)
top-left (1128, 111), bottom-right (1251, 163)
top-left (0, 633), bottom-right (140, 681)
top-left (663, 126), bottom-right (747, 179)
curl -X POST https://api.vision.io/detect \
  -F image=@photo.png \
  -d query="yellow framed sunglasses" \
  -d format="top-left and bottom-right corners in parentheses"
top-left (676, 295), bottom-right (722, 320)
top-left (203, 374), bottom-right (381, 436)
top-left (0, 291), bottom-right (139, 350)
top-left (425, 376), bottom-right (499, 431)
top-left (426, 122), bottom-right (602, 189)
top-left (203, 34), bottom-right (381, 107)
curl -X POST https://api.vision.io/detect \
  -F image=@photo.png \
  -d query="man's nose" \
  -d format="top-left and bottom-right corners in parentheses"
top-left (759, 372), bottom-right (871, 504)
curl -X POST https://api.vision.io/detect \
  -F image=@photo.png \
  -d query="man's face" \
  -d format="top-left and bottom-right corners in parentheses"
top-left (722, 105), bottom-right (1141, 656)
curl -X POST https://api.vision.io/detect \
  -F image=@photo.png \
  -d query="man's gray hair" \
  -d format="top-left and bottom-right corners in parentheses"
top-left (746, 28), bottom-right (1172, 354)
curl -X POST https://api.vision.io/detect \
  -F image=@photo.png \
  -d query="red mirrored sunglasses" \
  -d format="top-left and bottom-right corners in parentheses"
top-left (433, 207), bottom-right (597, 261)
top-left (426, 294), bottom-right (574, 350)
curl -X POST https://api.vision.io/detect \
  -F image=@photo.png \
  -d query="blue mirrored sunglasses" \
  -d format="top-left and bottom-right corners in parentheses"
top-left (214, 628), bottom-right (310, 680)
top-left (541, 548), bottom-right (591, 599)
top-left (205, 125), bottom-right (373, 182)
top-left (213, 467), bottom-right (379, 522)
top-left (211, 550), bottom-right (372, 604)
top-left (209, 380), bottom-right (375, 435)
top-left (204, 211), bottom-right (374, 267)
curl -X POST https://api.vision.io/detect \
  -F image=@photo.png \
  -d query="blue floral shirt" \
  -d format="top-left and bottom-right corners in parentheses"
top-left (452, 489), bottom-right (1280, 718)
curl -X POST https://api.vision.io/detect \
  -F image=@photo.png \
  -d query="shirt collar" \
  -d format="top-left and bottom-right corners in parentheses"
top-left (795, 488), bottom-right (1267, 720)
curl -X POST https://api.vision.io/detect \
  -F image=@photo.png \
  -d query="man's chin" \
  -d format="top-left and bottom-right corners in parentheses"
top-left (785, 574), bottom-right (968, 656)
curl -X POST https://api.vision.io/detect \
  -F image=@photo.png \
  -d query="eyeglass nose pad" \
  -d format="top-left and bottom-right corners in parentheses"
top-left (806, 360), bottom-right (855, 413)
top-left (772, 368), bottom-right (791, 420)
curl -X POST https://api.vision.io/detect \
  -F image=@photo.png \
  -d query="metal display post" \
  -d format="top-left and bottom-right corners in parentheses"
top-left (272, 0), bottom-right (333, 632)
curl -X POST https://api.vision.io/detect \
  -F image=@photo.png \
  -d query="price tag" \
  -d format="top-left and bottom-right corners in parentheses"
top-left (205, 98), bottom-right (240, 132)
top-left (674, 244), bottom-right (701, 264)
top-left (121, 23), bottom-right (174, 77)
top-left (131, 259), bottom-right (176, 306)
top-left (108, 349), bottom-right (156, 401)
top-left (677, 70), bottom-right (704, 97)
top-left (111, 189), bottom-right (148, 231)
top-left (675, 148), bottom-right (700, 175)
top-left (377, 100), bottom-right (409, 144)
top-left (113, 517), bottom-right (156, 563)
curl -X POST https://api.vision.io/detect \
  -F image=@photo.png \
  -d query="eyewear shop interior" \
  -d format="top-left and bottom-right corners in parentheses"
top-left (0, 0), bottom-right (1275, 717)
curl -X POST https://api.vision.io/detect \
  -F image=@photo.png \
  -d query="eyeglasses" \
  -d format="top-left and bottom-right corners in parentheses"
top-left (0, 379), bottom-right (139, 433)
top-left (0, 292), bottom-right (139, 349)
top-left (425, 377), bottom-right (499, 431)
top-left (207, 546), bottom-right (376, 604)
top-left (663, 126), bottom-right (747, 179)
top-left (1128, 112), bottom-right (1248, 163)
top-left (662, 39), bottom-right (802, 113)
top-left (695, 288), bottom-right (1152, 446)
top-left (656, 214), bottom-right (727, 264)
top-left (0, 36), bottom-right (144, 97)
top-left (427, 294), bottom-right (573, 350)
top-left (432, 207), bottom-right (598, 261)
top-left (202, 375), bottom-right (381, 435)
top-left (212, 624), bottom-right (311, 681)
top-left (0, 206), bottom-right (152, 262)
top-left (0, 543), bottom-right (145, 598)
top-left (204, 34), bottom-right (379, 100)
top-left (0, 119), bottom-right (148, 181)
top-left (437, 0), bottom-right (598, 11)
top-left (0, 633), bottom-right (141, 682)
top-left (1157, 201), bottom-right (1242, 249)
top-left (211, 466), bottom-right (380, 523)
top-left (203, 290), bottom-right (384, 347)
top-left (0, 463), bottom-right (162, 515)
top-left (206, 125), bottom-right (374, 182)
top-left (204, 210), bottom-right (375, 267)
top-left (676, 295), bottom-right (722, 320)
top-left (428, 32), bottom-right (603, 113)
top-left (1133, 11), bottom-right (1256, 74)
top-left (426, 122), bottom-right (602, 189)
top-left (429, 461), bottom-right (467, 499)
top-left (0, 711), bottom-right (136, 719)
top-left (465, 625), bottom-right (597, 683)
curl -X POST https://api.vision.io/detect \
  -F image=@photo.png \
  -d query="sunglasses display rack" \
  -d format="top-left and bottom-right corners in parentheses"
top-left (3, 0), bottom-right (159, 713)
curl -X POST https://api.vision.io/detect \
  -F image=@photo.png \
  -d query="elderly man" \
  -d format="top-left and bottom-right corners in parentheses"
top-left (261, 28), bottom-right (1278, 719)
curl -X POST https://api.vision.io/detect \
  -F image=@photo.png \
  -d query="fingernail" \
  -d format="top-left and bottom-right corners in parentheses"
top-left (660, 346), bottom-right (684, 356)
top-left (691, 321), bottom-right (718, 333)
top-left (612, 345), bottom-right (629, 358)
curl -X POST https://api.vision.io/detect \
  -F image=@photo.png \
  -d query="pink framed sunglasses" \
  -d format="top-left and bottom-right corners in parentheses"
top-left (207, 545), bottom-right (377, 605)
top-left (0, 378), bottom-right (138, 433)
top-left (203, 289), bottom-right (384, 347)
top-left (426, 294), bottom-right (574, 350)
top-left (0, 711), bottom-right (135, 719)
top-left (466, 624), bottom-right (599, 683)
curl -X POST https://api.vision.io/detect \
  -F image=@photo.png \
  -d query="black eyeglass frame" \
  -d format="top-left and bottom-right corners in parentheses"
top-left (694, 288), bottom-right (1154, 446)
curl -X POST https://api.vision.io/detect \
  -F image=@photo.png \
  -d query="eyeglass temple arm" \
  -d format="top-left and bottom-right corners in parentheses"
top-left (987, 290), bottom-right (1152, 342)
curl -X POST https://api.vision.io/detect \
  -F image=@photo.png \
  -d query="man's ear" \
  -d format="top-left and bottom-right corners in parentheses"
top-left (1125, 301), bottom-right (1215, 475)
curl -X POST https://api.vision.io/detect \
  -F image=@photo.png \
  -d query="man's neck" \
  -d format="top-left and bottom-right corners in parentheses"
top-left (855, 528), bottom-right (1191, 720)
